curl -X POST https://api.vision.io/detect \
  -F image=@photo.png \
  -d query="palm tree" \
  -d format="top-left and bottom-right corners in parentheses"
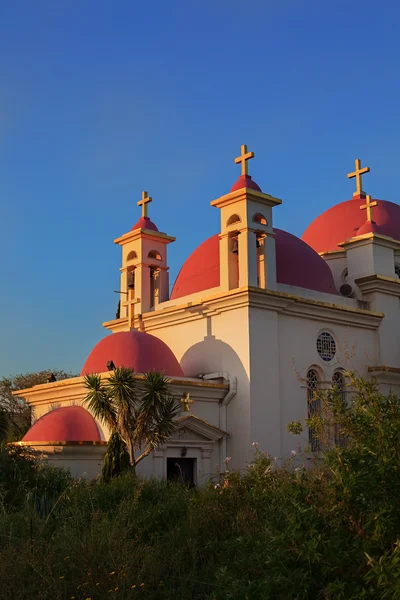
top-left (83, 367), bottom-right (180, 473)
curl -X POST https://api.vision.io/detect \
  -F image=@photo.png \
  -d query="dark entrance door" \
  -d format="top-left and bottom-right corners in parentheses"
top-left (167, 458), bottom-right (195, 487)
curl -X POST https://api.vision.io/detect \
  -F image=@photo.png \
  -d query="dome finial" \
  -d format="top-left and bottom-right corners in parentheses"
top-left (234, 144), bottom-right (254, 176)
top-left (360, 194), bottom-right (378, 223)
top-left (137, 190), bottom-right (152, 218)
top-left (347, 158), bottom-right (370, 197)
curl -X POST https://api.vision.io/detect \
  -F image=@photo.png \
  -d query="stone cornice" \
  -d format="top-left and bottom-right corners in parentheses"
top-left (132, 286), bottom-right (383, 332)
top-left (13, 373), bottom-right (229, 408)
top-left (114, 229), bottom-right (175, 246)
top-left (356, 274), bottom-right (400, 297)
top-left (210, 187), bottom-right (282, 210)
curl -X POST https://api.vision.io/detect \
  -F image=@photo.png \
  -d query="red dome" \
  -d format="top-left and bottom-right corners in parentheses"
top-left (171, 229), bottom-right (336, 299)
top-left (22, 406), bottom-right (101, 443)
top-left (81, 330), bottom-right (184, 377)
top-left (230, 174), bottom-right (262, 193)
top-left (132, 216), bottom-right (159, 232)
top-left (302, 196), bottom-right (400, 253)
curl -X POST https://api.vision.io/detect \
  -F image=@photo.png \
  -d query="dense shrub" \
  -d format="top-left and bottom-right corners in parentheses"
top-left (0, 374), bottom-right (400, 599)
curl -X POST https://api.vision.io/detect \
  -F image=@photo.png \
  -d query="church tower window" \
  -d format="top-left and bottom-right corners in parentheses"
top-left (253, 213), bottom-right (267, 226)
top-left (148, 250), bottom-right (162, 261)
top-left (307, 368), bottom-right (321, 452)
top-left (316, 332), bottom-right (336, 362)
top-left (226, 214), bottom-right (241, 227)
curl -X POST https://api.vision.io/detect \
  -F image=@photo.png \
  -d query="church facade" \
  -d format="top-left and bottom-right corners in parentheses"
top-left (16, 146), bottom-right (400, 484)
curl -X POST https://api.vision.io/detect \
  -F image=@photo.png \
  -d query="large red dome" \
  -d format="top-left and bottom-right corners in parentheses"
top-left (81, 330), bottom-right (184, 377)
top-left (171, 229), bottom-right (336, 299)
top-left (23, 406), bottom-right (101, 443)
top-left (302, 195), bottom-right (400, 253)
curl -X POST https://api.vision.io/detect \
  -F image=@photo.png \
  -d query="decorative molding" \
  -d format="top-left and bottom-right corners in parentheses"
top-left (210, 187), bottom-right (282, 210)
top-left (130, 286), bottom-right (383, 333)
top-left (356, 274), bottom-right (400, 297)
top-left (114, 229), bottom-right (175, 247)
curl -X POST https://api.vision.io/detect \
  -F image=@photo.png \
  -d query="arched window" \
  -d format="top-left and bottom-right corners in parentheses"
top-left (253, 213), bottom-right (268, 226)
top-left (127, 268), bottom-right (135, 290)
top-left (307, 368), bottom-right (321, 452)
top-left (148, 250), bottom-right (162, 261)
top-left (226, 214), bottom-right (241, 227)
top-left (127, 250), bottom-right (137, 261)
top-left (332, 370), bottom-right (346, 447)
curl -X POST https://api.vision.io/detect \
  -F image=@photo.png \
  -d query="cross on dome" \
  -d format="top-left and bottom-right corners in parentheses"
top-left (360, 194), bottom-right (378, 223)
top-left (347, 158), bottom-right (370, 197)
top-left (137, 190), bottom-right (152, 218)
top-left (234, 144), bottom-right (255, 176)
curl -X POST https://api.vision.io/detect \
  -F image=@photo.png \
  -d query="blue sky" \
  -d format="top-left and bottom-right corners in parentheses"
top-left (1, 0), bottom-right (400, 377)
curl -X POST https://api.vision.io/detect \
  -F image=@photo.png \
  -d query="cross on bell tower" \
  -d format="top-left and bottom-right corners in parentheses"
top-left (234, 144), bottom-right (255, 176)
top-left (347, 158), bottom-right (370, 197)
top-left (137, 190), bottom-right (152, 218)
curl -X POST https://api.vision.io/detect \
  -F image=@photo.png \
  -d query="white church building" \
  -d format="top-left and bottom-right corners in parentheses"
top-left (16, 146), bottom-right (400, 484)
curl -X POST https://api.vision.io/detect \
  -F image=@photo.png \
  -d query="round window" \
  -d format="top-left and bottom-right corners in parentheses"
top-left (317, 332), bottom-right (336, 362)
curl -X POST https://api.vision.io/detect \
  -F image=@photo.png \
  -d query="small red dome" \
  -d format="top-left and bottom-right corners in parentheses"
top-left (302, 196), bottom-right (400, 253)
top-left (171, 229), bottom-right (336, 299)
top-left (356, 221), bottom-right (383, 236)
top-left (22, 406), bottom-right (101, 443)
top-left (132, 216), bottom-right (159, 232)
top-left (81, 330), bottom-right (184, 377)
top-left (230, 175), bottom-right (262, 193)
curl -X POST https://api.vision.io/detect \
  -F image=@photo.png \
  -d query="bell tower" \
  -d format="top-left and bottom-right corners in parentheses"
top-left (211, 145), bottom-right (282, 291)
top-left (114, 191), bottom-right (175, 329)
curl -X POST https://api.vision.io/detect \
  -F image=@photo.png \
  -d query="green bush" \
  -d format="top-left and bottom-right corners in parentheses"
top-left (0, 373), bottom-right (400, 599)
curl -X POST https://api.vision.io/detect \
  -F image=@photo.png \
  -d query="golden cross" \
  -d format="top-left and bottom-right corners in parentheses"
top-left (180, 392), bottom-right (194, 412)
top-left (123, 290), bottom-right (141, 328)
top-left (360, 194), bottom-right (378, 223)
top-left (234, 144), bottom-right (255, 176)
top-left (347, 158), bottom-right (370, 196)
top-left (137, 190), bottom-right (152, 218)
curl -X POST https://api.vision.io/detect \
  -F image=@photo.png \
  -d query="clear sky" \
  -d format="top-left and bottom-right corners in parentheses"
top-left (1, 0), bottom-right (400, 378)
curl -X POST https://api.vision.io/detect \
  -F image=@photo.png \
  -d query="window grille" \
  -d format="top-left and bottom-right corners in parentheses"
top-left (307, 368), bottom-right (320, 452)
top-left (332, 371), bottom-right (347, 447)
top-left (317, 332), bottom-right (336, 362)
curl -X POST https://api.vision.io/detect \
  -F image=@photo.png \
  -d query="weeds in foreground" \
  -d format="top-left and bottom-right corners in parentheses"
top-left (1, 374), bottom-right (400, 599)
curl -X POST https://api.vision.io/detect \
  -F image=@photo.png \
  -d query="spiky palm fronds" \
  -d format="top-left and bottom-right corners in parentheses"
top-left (83, 373), bottom-right (117, 431)
top-left (135, 372), bottom-right (180, 453)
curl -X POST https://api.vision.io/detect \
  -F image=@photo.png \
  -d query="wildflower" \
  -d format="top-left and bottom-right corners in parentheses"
top-left (64, 556), bottom-right (70, 560)
top-left (140, 583), bottom-right (145, 587)
top-left (295, 467), bottom-right (300, 472)
top-left (252, 442), bottom-right (259, 448)
top-left (96, 583), bottom-right (100, 586)
top-left (115, 588), bottom-right (119, 591)
top-left (110, 571), bottom-right (116, 575)
top-left (248, 463), bottom-right (255, 468)
top-left (273, 456), bottom-right (278, 461)
top-left (223, 456), bottom-right (232, 464)
top-left (223, 479), bottom-right (229, 488)
top-left (59, 576), bottom-right (65, 580)
top-left (291, 450), bottom-right (297, 457)
top-left (131, 585), bottom-right (136, 588)
top-left (214, 483), bottom-right (220, 489)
